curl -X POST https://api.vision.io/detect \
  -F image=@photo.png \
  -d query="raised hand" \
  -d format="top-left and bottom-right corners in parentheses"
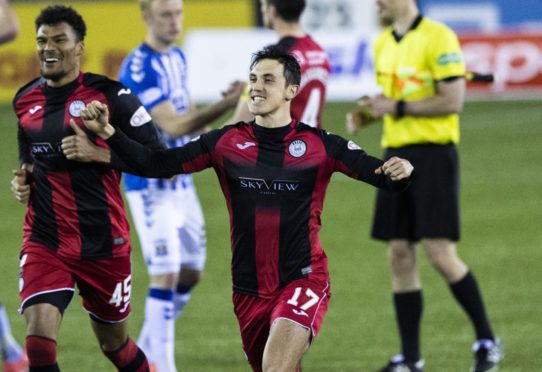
top-left (80, 100), bottom-right (114, 138)
top-left (375, 156), bottom-right (413, 181)
top-left (61, 119), bottom-right (110, 162)
top-left (345, 96), bottom-right (377, 135)
top-left (366, 94), bottom-right (396, 119)
top-left (222, 80), bottom-right (246, 107)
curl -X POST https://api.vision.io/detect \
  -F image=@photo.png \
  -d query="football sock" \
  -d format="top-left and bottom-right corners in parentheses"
top-left (103, 337), bottom-right (149, 372)
top-left (449, 271), bottom-right (494, 340)
top-left (26, 335), bottom-right (59, 371)
top-left (0, 303), bottom-right (25, 362)
top-left (29, 366), bottom-right (60, 372)
top-left (146, 288), bottom-right (177, 372)
top-left (174, 283), bottom-right (193, 319)
top-left (393, 290), bottom-right (423, 361)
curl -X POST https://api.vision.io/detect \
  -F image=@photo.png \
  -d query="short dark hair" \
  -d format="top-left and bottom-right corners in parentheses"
top-left (250, 46), bottom-right (301, 87)
top-left (268, 0), bottom-right (305, 22)
top-left (35, 5), bottom-right (87, 42)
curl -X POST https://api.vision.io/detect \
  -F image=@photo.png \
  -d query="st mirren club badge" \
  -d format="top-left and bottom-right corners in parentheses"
top-left (288, 139), bottom-right (307, 158)
top-left (69, 100), bottom-right (86, 117)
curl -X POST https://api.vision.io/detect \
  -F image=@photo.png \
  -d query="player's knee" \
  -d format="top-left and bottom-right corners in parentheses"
top-left (427, 252), bottom-right (447, 272)
top-left (424, 241), bottom-right (458, 272)
top-left (92, 320), bottom-right (129, 352)
top-left (262, 358), bottom-right (297, 372)
top-left (178, 268), bottom-right (203, 288)
top-left (388, 246), bottom-right (416, 274)
top-left (262, 358), bottom-right (278, 372)
top-left (23, 303), bottom-right (63, 338)
top-left (427, 253), bottom-right (467, 281)
top-left (98, 334), bottom-right (128, 352)
top-left (150, 272), bottom-right (180, 288)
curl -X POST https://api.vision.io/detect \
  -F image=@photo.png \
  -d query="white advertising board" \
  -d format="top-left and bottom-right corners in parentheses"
top-left (184, 29), bottom-right (380, 103)
top-left (301, 0), bottom-right (379, 32)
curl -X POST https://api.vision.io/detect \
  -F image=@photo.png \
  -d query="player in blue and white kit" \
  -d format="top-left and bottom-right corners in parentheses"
top-left (118, 0), bottom-right (244, 370)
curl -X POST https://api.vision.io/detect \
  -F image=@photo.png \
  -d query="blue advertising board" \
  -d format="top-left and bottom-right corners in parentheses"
top-left (418, 0), bottom-right (542, 30)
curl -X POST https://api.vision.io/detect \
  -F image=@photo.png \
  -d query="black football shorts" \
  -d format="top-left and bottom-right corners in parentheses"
top-left (371, 143), bottom-right (460, 242)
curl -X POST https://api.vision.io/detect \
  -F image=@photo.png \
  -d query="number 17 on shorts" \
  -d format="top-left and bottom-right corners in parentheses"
top-left (273, 279), bottom-right (330, 338)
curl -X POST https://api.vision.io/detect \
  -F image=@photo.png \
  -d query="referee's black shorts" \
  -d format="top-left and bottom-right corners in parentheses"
top-left (371, 143), bottom-right (460, 242)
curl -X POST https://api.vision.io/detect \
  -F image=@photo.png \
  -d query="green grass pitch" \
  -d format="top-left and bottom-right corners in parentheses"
top-left (0, 100), bottom-right (540, 371)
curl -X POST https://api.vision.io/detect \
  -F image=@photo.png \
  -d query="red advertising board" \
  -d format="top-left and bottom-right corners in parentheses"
top-left (460, 33), bottom-right (542, 94)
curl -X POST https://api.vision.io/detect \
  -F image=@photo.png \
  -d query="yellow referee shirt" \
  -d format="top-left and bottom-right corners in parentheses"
top-left (373, 16), bottom-right (466, 148)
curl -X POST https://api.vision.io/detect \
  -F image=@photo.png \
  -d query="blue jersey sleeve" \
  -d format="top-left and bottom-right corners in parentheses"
top-left (118, 47), bottom-right (168, 112)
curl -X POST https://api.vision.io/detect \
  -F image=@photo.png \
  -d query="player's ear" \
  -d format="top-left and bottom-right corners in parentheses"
top-left (285, 84), bottom-right (299, 101)
top-left (141, 9), bottom-right (151, 24)
top-left (267, 3), bottom-right (277, 19)
top-left (76, 41), bottom-right (85, 57)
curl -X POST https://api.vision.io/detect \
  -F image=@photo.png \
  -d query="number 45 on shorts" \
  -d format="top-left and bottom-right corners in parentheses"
top-left (109, 275), bottom-right (131, 313)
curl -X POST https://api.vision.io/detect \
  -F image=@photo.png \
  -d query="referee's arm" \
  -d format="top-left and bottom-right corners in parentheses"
top-left (403, 77), bottom-right (466, 117)
top-left (368, 77), bottom-right (466, 119)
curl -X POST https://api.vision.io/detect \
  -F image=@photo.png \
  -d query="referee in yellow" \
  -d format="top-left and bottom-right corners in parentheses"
top-left (346, 1), bottom-right (503, 371)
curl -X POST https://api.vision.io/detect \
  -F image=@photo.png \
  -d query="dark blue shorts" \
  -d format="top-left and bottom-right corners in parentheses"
top-left (371, 143), bottom-right (460, 242)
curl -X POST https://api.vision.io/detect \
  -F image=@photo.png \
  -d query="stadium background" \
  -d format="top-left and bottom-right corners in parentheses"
top-left (0, 0), bottom-right (540, 370)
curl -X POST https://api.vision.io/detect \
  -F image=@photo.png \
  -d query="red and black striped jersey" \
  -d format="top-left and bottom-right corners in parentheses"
top-left (275, 36), bottom-right (331, 129)
top-left (13, 72), bottom-right (162, 260)
top-left (108, 120), bottom-right (409, 298)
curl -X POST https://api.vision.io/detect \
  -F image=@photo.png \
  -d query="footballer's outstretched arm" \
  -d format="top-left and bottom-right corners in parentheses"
top-left (325, 133), bottom-right (412, 190)
top-left (151, 80), bottom-right (244, 138)
top-left (77, 100), bottom-right (206, 178)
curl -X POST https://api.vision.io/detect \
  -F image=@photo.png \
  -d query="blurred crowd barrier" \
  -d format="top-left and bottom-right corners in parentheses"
top-left (461, 33), bottom-right (542, 98)
top-left (0, 0), bottom-right (252, 104)
top-left (419, 0), bottom-right (542, 31)
top-left (184, 29), bottom-right (542, 102)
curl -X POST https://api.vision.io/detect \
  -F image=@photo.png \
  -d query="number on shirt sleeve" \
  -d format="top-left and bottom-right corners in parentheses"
top-left (300, 88), bottom-right (322, 128)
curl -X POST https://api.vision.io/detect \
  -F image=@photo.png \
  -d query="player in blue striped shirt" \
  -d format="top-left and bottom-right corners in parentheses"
top-left (118, 1), bottom-right (243, 370)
